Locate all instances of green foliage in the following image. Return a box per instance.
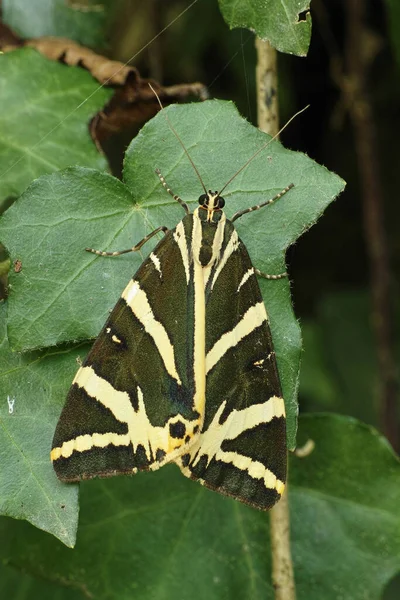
[300,291,400,428]
[0,48,111,205]
[292,415,400,600]
[385,0,400,67]
[218,0,312,56]
[0,564,78,600]
[1,4,398,598]
[0,303,81,546]
[0,100,345,450]
[0,415,399,600]
[2,0,113,48]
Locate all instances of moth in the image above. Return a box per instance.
[51,103,295,511]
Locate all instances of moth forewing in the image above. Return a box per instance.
[51,107,293,510]
[51,224,205,481]
[177,212,287,510]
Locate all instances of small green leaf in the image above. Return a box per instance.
[1,415,399,600]
[0,48,112,204]
[218,0,312,56]
[0,100,345,449]
[0,303,83,547]
[2,0,113,48]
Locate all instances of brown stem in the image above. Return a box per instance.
[255,37,296,600]
[345,0,399,450]
[255,38,279,136]
[270,491,296,600]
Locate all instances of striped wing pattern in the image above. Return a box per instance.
[51,217,204,481]
[178,220,286,510]
[51,210,286,510]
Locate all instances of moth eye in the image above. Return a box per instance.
[218,197,225,208]
[198,194,207,205]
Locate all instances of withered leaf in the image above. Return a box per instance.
[0,31,208,149]
[25,37,208,146]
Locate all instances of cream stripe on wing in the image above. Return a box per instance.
[206,302,268,374]
[192,259,206,419]
[122,279,181,385]
[179,397,285,492]
[173,221,190,283]
[191,208,202,265]
[51,370,200,462]
[51,432,130,460]
[72,365,134,423]
[210,229,239,290]
[212,451,285,495]
[203,213,226,288]
[150,252,162,277]
[195,396,285,451]
[237,267,254,292]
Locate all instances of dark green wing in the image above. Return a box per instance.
[177,220,287,510]
[51,215,204,481]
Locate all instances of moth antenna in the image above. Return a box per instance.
[149,83,208,195]
[217,104,310,198]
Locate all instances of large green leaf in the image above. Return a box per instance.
[218,0,312,56]
[0,100,345,448]
[0,303,82,547]
[2,0,113,48]
[0,564,80,600]
[293,415,400,599]
[1,415,399,600]
[0,48,111,204]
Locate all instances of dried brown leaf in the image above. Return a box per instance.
[0,22,23,50]
[27,37,137,85]
[2,34,208,147]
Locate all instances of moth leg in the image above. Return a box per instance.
[255,268,288,280]
[86,225,169,256]
[155,168,190,214]
[231,183,294,223]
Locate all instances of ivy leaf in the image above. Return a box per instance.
[2,0,113,48]
[218,0,312,57]
[292,415,400,600]
[0,564,80,600]
[0,303,83,547]
[0,99,344,448]
[0,415,399,600]
[0,48,112,204]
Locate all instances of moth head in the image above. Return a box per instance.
[198,191,225,211]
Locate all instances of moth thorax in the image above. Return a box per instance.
[192,207,226,267]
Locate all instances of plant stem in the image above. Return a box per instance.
[255,36,296,600]
[255,38,279,134]
[270,491,296,600]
